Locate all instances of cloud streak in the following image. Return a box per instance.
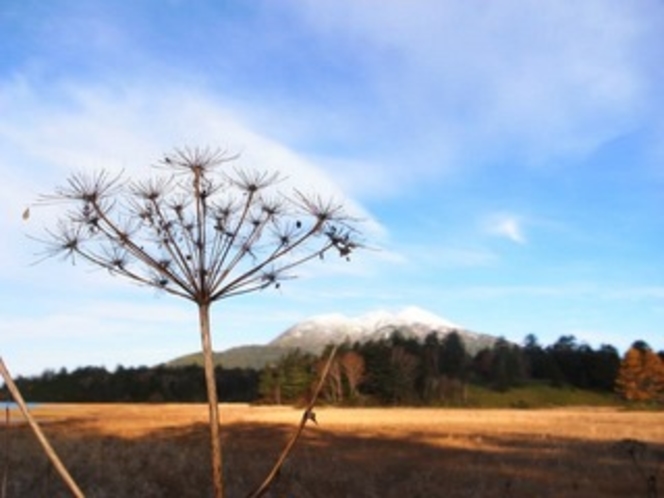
[484,213,527,244]
[281,0,659,170]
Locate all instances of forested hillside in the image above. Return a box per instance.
[3,333,662,407]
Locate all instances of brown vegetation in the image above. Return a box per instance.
[3,404,663,497]
[616,343,664,402]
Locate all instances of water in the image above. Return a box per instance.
[2,402,40,411]
[1,402,41,423]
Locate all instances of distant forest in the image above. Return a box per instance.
[3,333,663,406]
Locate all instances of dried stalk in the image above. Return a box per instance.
[0,357,84,498]
[35,149,361,498]
[247,345,339,498]
[1,403,7,498]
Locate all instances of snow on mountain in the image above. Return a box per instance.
[397,306,460,329]
[268,307,496,353]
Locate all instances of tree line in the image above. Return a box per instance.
[2,365,259,403]
[259,332,621,405]
[2,332,662,406]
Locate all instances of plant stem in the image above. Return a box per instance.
[198,303,224,498]
[1,403,8,498]
[247,345,338,498]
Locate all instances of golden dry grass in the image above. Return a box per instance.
[3,404,663,497]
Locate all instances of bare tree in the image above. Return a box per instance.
[390,346,420,404]
[319,356,343,403]
[33,147,360,498]
[340,350,365,399]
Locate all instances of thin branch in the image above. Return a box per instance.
[208,210,272,291]
[157,147,239,176]
[247,345,339,498]
[210,220,326,301]
[144,198,199,291]
[206,169,281,287]
[39,170,125,206]
[210,188,258,286]
[68,245,193,300]
[214,242,333,300]
[90,201,194,298]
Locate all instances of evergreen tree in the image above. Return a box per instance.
[586,344,620,391]
[358,340,402,404]
[489,338,526,391]
[548,335,585,386]
[259,350,316,404]
[421,333,442,402]
[439,331,468,380]
[390,345,420,404]
[259,365,284,405]
[522,333,554,381]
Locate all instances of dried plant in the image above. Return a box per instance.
[1,396,7,498]
[0,357,84,497]
[614,439,661,498]
[33,147,361,498]
[248,345,339,498]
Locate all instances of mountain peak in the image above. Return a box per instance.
[268,306,493,353]
[396,306,460,329]
[170,307,499,370]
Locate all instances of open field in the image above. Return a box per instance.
[3,404,663,497]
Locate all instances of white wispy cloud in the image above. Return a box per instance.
[484,213,527,244]
[280,0,657,169]
[0,78,387,270]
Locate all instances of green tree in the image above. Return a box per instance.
[522,333,544,379]
[439,331,468,380]
[390,345,420,404]
[34,148,360,497]
[358,340,399,404]
[421,333,441,402]
[259,350,316,404]
[547,335,584,386]
[259,364,284,404]
[585,344,620,391]
[489,338,526,392]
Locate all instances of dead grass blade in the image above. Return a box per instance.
[0,357,85,498]
[1,404,7,498]
[247,345,339,498]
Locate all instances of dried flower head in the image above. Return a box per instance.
[158,147,237,177]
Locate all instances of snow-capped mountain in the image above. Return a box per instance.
[269,306,496,354]
[167,306,501,369]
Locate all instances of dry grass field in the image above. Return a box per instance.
[2,404,663,497]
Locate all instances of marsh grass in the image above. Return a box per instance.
[465,383,621,408]
[2,404,663,497]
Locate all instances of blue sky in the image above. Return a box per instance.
[1,1,663,376]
